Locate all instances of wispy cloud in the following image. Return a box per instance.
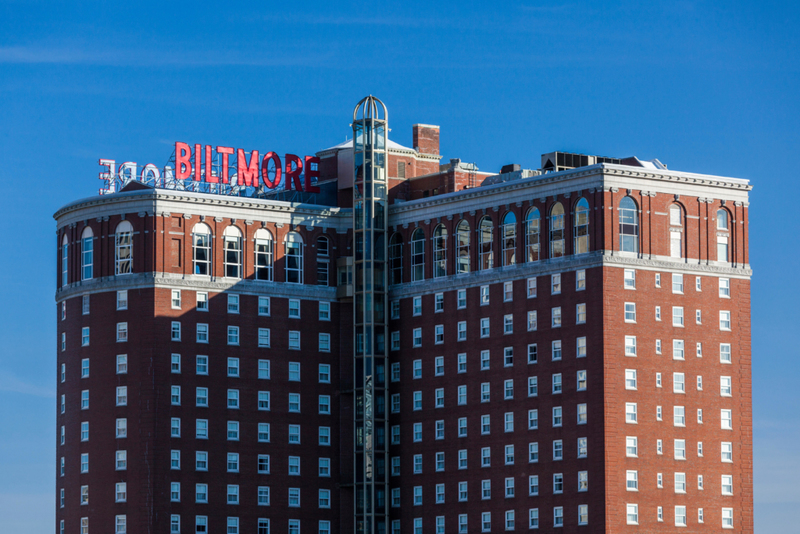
[0,370,53,398]
[0,45,336,68]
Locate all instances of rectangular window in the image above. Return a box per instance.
[551,273,561,294]
[480,285,490,305]
[720,278,731,297]
[624,269,636,289]
[552,307,561,327]
[673,306,684,326]
[721,409,733,429]
[481,350,491,369]
[527,277,537,297]
[672,273,684,293]
[117,322,128,342]
[117,290,128,310]
[529,442,539,463]
[675,506,687,527]
[528,409,538,429]
[528,344,538,364]
[81,327,90,346]
[413,328,422,347]
[413,296,422,315]
[504,314,513,334]
[480,318,490,338]
[626,436,638,457]
[196,323,208,343]
[674,439,686,459]
[577,404,587,424]
[171,321,181,341]
[553,440,563,460]
[625,336,636,356]
[674,372,685,393]
[552,373,562,394]
[625,403,637,423]
[627,504,638,525]
[673,339,685,360]
[288,299,300,318]
[720,310,732,330]
[624,302,636,322]
[576,303,586,324]
[552,340,562,361]
[171,289,182,309]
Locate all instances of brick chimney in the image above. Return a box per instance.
[413,124,440,156]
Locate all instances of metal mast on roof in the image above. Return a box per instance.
[352,95,389,534]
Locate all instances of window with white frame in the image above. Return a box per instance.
[527,277,537,297]
[673,306,684,326]
[721,409,733,429]
[674,505,687,527]
[624,269,636,289]
[551,273,561,294]
[625,369,637,390]
[552,340,562,361]
[624,302,636,322]
[673,339,685,360]
[625,336,636,356]
[577,336,587,358]
[720,310,732,330]
[719,277,730,297]
[625,403,637,423]
[626,504,638,525]
[576,303,586,324]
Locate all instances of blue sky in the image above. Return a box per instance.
[0,0,798,531]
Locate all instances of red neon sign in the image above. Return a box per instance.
[100,142,321,195]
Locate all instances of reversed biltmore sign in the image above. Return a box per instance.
[99,142,321,196]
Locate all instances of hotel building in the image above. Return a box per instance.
[55,97,752,533]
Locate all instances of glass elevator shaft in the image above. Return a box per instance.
[352,96,389,534]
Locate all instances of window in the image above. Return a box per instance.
[458,417,467,437]
[656,306,661,320]
[674,439,686,459]
[195,419,208,439]
[672,273,684,293]
[116,450,127,470]
[720,310,732,330]
[529,508,539,529]
[82,295,90,315]
[720,277,731,297]
[577,404,587,424]
[61,235,69,286]
[674,505,687,527]
[623,269,636,289]
[226,357,240,377]
[625,403,637,423]
[553,440,563,460]
[171,386,181,406]
[227,326,239,345]
[80,421,88,441]
[288,456,300,475]
[117,322,128,342]
[529,442,539,463]
[480,318,490,338]
[528,343,538,364]
[252,228,274,281]
[722,508,734,529]
[284,232,304,283]
[411,228,425,281]
[170,417,180,437]
[288,330,301,350]
[674,406,685,426]
[627,504,638,525]
[289,393,301,413]
[625,336,636,356]
[626,470,638,491]
[528,409,538,429]
[674,472,687,494]
[673,339,685,360]
[697,342,703,357]
[673,306,684,326]
[413,328,422,347]
[626,436,638,457]
[625,369,637,390]
[435,324,444,344]
[481,414,491,434]
[552,373,562,394]
[674,372,685,393]
[721,409,733,429]
[258,455,270,474]
[528,376,538,397]
[316,236,330,285]
[552,406,562,427]
[435,388,444,408]
[116,482,127,502]
[552,340,562,360]
[115,221,133,275]
[481,447,491,467]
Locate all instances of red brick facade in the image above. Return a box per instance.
[56,159,752,533]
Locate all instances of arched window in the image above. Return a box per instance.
[115,221,133,275]
[525,207,540,262]
[669,205,683,258]
[717,209,730,262]
[717,209,729,230]
[433,225,447,278]
[61,234,69,287]
[192,223,212,275]
[254,228,273,281]
[549,202,565,258]
[317,236,330,286]
[411,228,425,282]
[81,227,94,281]
[501,212,517,266]
[479,216,494,270]
[574,198,589,254]
[284,232,304,284]
[389,233,403,285]
[223,226,243,279]
[619,196,639,253]
[455,220,470,274]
